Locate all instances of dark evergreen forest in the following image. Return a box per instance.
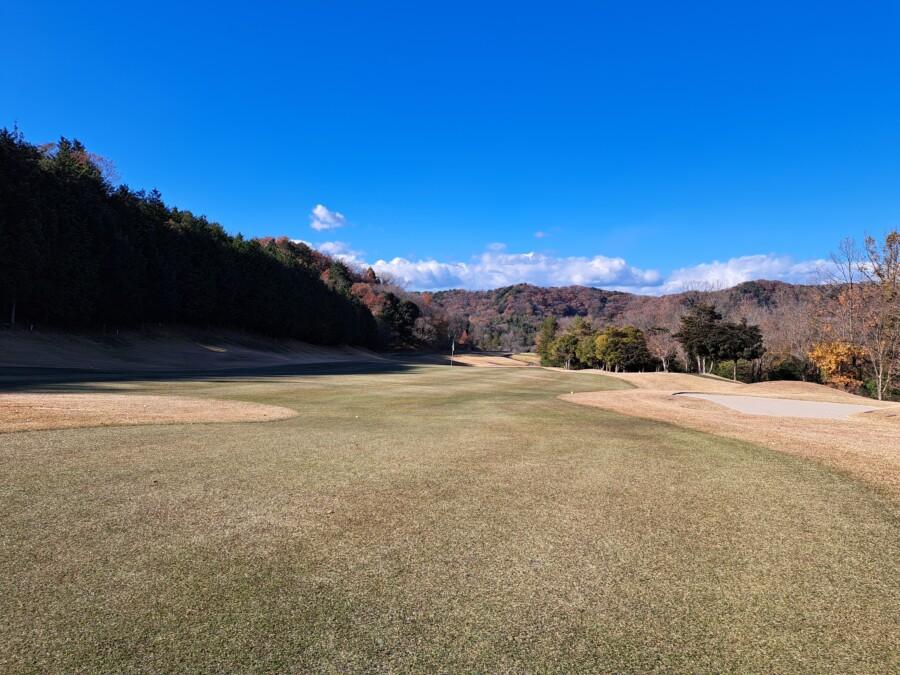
[0,129,377,346]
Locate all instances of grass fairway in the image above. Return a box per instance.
[1,366,898,672]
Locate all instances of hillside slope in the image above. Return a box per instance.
[0,327,384,372]
[419,280,817,351]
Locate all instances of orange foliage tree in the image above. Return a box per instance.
[808,341,865,391]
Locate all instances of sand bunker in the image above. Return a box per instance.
[0,393,297,433]
[676,393,881,420]
[562,372,900,495]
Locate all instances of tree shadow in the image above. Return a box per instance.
[0,360,417,393]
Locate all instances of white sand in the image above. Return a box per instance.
[676,393,881,420]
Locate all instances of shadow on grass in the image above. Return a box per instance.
[0,361,417,393]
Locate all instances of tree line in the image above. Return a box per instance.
[420,235,899,400]
[523,233,899,399]
[806,233,900,400]
[0,128,378,346]
[3,128,897,396]
[534,306,763,381]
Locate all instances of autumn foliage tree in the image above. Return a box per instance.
[817,231,900,399]
[808,341,865,391]
[855,232,900,399]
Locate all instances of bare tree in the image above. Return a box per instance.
[376,270,407,290]
[645,327,677,372]
[856,231,900,400]
[817,236,864,342]
[622,298,683,372]
[743,288,818,380]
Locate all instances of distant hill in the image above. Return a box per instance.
[430,284,632,320]
[1,127,824,355]
[414,280,818,351]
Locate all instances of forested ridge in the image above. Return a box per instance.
[417,280,811,352]
[2,128,897,398]
[0,128,379,346]
[417,252,899,400]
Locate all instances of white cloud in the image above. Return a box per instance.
[309,204,347,231]
[300,237,822,294]
[361,248,824,294]
[661,254,823,294]
[367,247,662,292]
[317,240,366,261]
[534,231,550,238]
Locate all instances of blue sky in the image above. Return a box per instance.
[3,1,899,292]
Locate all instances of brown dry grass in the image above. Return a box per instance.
[562,372,900,495]
[0,393,297,433]
[1,367,898,672]
[450,353,530,367]
[408,353,531,367]
[510,352,541,364]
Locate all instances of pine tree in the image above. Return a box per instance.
[536,316,559,366]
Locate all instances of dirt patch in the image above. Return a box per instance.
[561,372,900,495]
[0,393,297,433]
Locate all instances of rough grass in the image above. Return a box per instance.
[1,367,898,672]
[564,371,900,495]
[0,393,297,433]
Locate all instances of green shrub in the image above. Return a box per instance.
[712,359,754,383]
